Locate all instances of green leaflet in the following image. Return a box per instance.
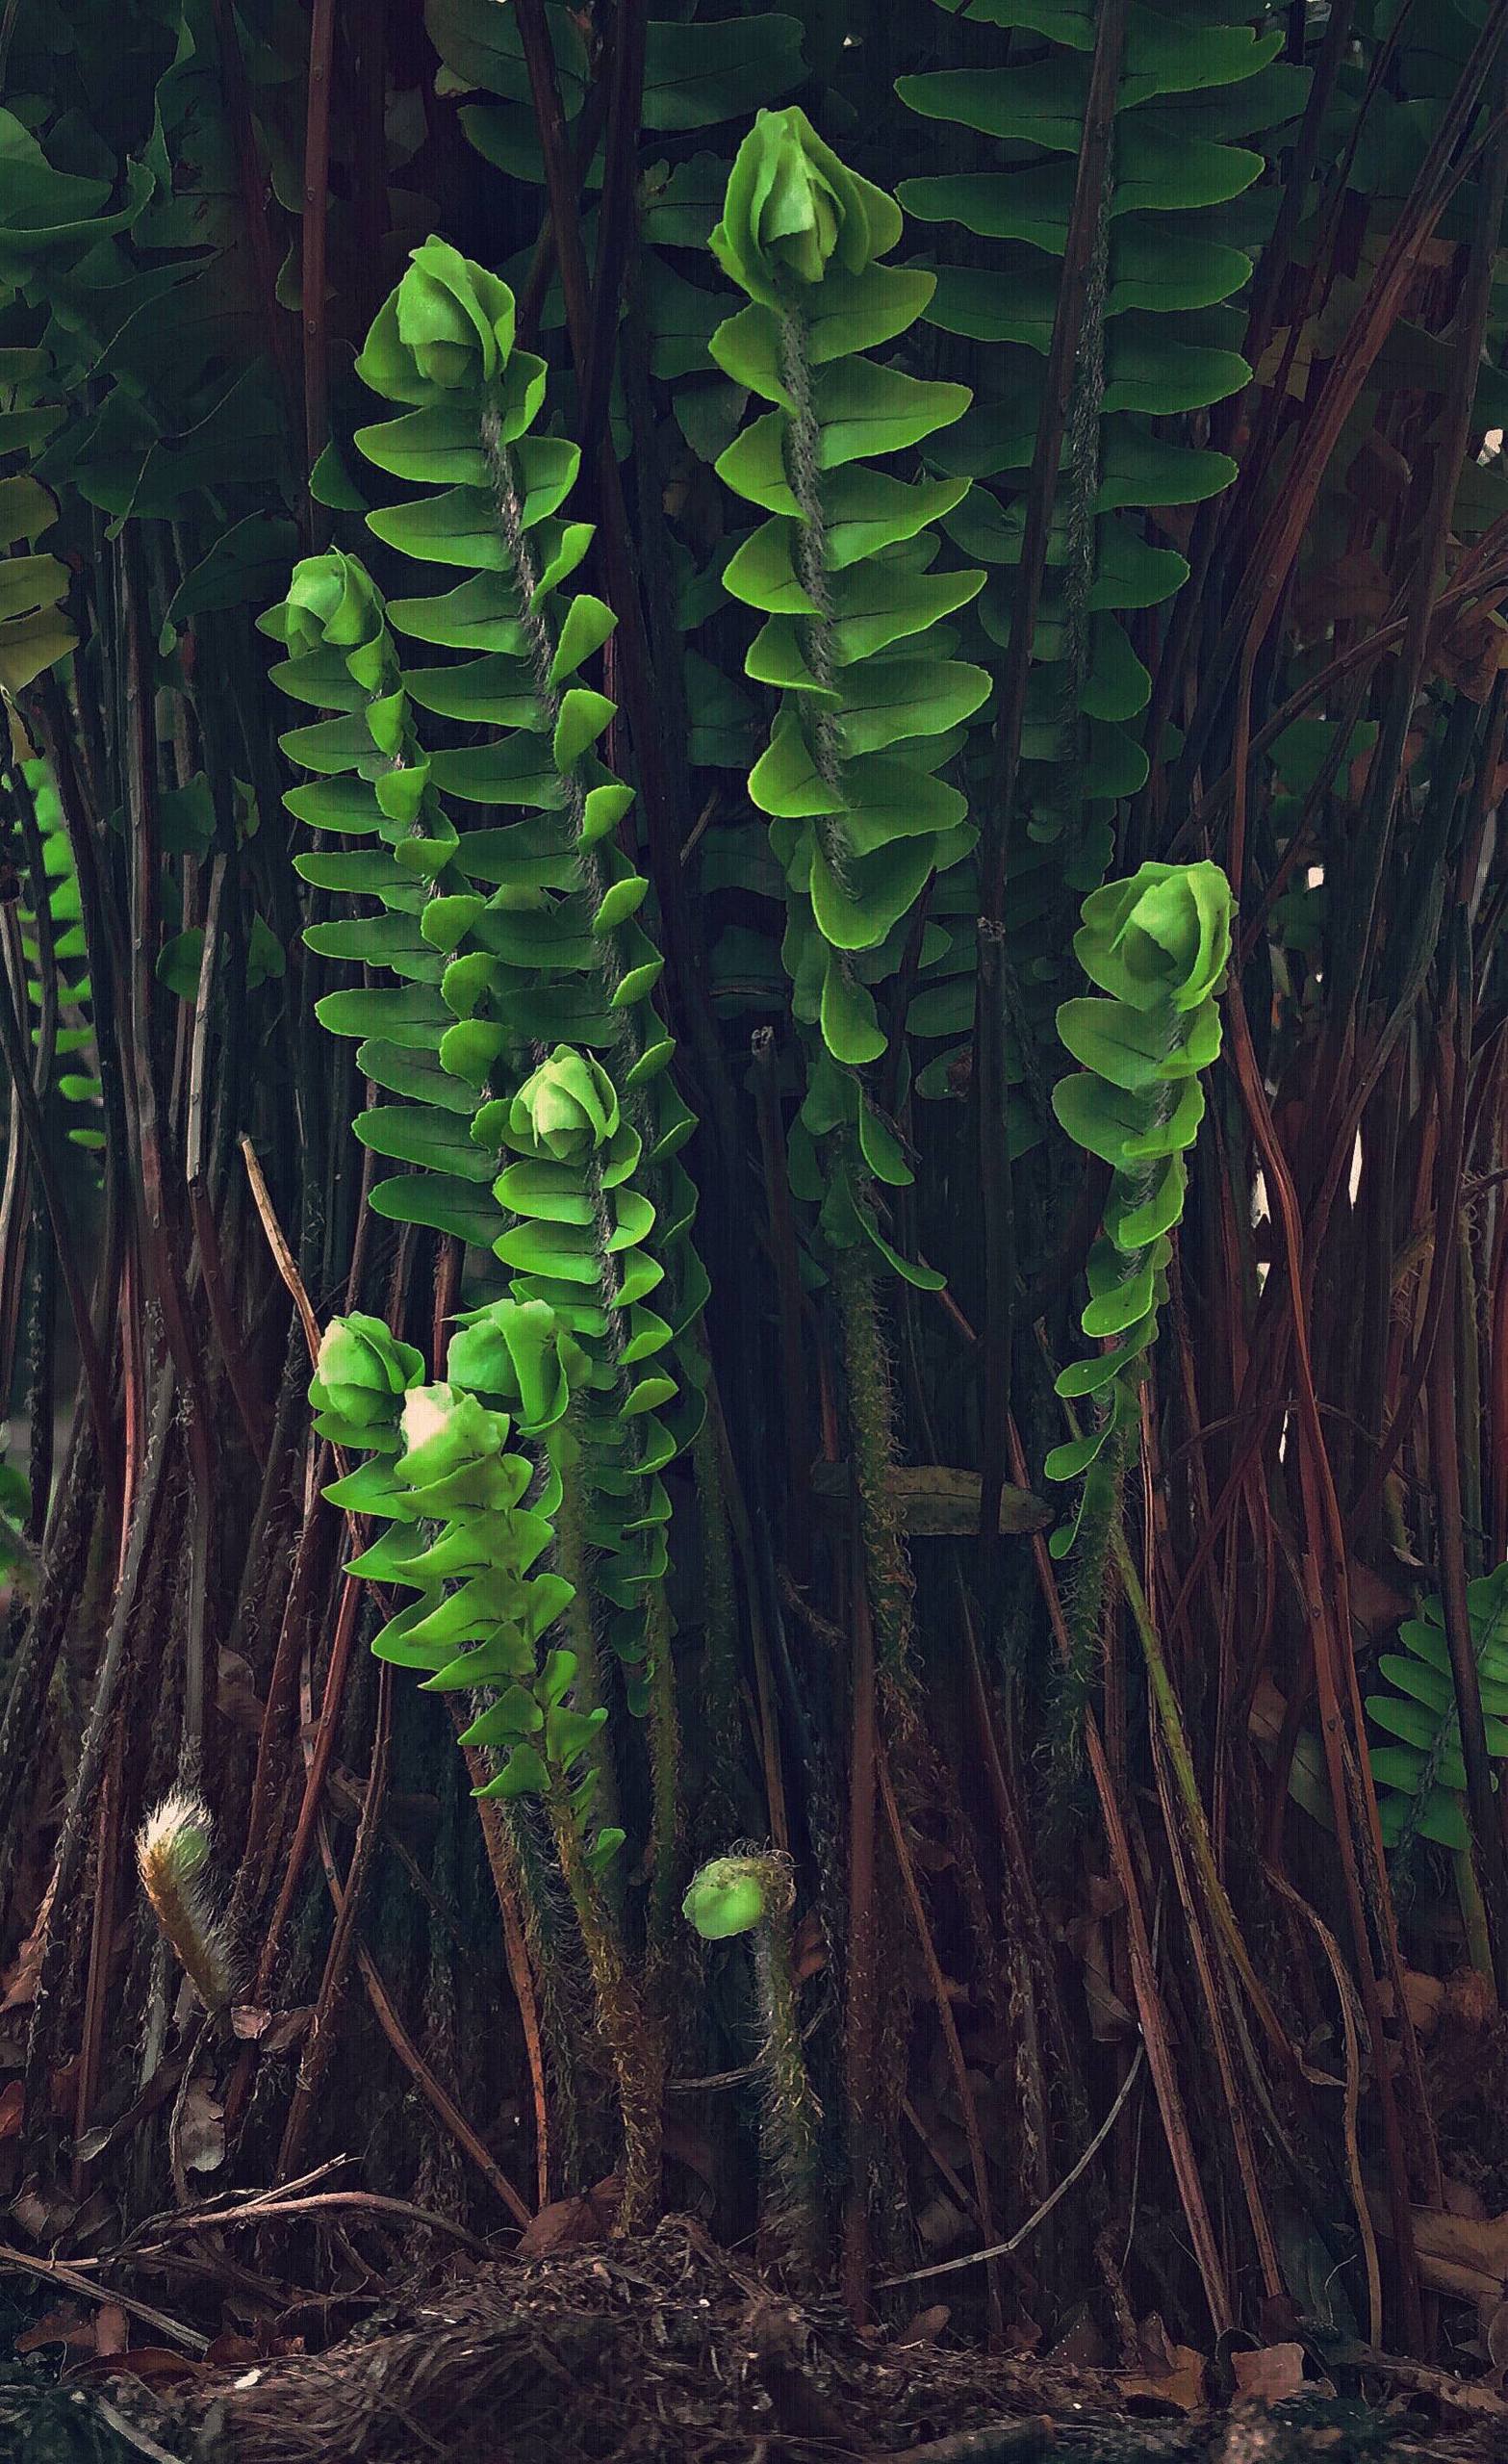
[1366,1564,1508,1858]
[9,758,102,1159]
[265,238,709,1717]
[709,108,983,1275]
[1047,861,1234,1556]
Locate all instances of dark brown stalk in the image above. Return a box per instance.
[751,1026,813,1572]
[1427,951,1508,1999]
[978,0,1129,924]
[1349,977,1475,1527]
[841,1540,879,2323]
[187,853,272,1463]
[1198,17,1508,829]
[23,1373,175,2122]
[1224,978,1431,2348]
[277,1661,394,2180]
[975,922,1015,1556]
[71,1720,126,2193]
[1004,1417,1232,2329]
[235,1495,337,1914]
[878,1745,1005,2338]
[210,0,299,434]
[122,539,217,1773]
[253,1570,360,1996]
[1322,42,1508,1063]
[1148,1720,1285,2308]
[1185,550,1508,850]
[456,1722,552,2210]
[1134,0,1361,852]
[0,1416,100,1917]
[307,1809,533,2228]
[347,0,392,323]
[579,0,647,455]
[1087,1703,1231,2334]
[0,914,117,1515]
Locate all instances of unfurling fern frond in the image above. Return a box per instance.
[708,106,987,1286]
[268,244,708,2219]
[1047,859,1234,1558]
[311,1304,664,2222]
[264,241,708,1740]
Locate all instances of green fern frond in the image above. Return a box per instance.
[1367,1562,1508,1857]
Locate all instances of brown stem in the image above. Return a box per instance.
[457,1725,552,2208]
[751,1026,812,1573]
[277,1661,394,2181]
[550,1788,663,2230]
[841,1540,879,2323]
[1427,967,1508,2001]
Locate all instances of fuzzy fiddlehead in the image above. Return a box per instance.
[136,1790,238,2015]
[709,109,988,1281]
[684,1848,824,2279]
[1048,860,1235,1559]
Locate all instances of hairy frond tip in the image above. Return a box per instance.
[135,1789,236,2013]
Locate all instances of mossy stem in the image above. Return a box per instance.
[552,1433,622,1837]
[752,1897,825,2279]
[643,1580,682,1968]
[549,1786,663,2228]
[691,1424,741,1828]
[832,1239,912,1674]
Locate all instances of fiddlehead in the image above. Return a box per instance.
[1047,858,1235,1557]
[709,107,988,1286]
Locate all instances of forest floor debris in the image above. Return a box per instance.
[3,2220,1504,2463]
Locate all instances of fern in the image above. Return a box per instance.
[312,1311,611,1843]
[1047,859,1234,1555]
[264,244,709,1723]
[311,1303,670,2218]
[708,106,988,1283]
[1367,1563,1508,1857]
[13,760,103,1159]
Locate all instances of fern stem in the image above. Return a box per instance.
[643,1580,683,1969]
[753,1899,825,2280]
[549,1785,663,2228]
[832,1239,912,1674]
[551,1442,622,1837]
[692,1424,741,1827]
[1049,1425,1125,1798]
[1110,1521,1295,2067]
[1454,1846,1494,1984]
[505,1793,590,2190]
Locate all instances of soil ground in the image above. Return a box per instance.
[1,2221,1502,2463]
